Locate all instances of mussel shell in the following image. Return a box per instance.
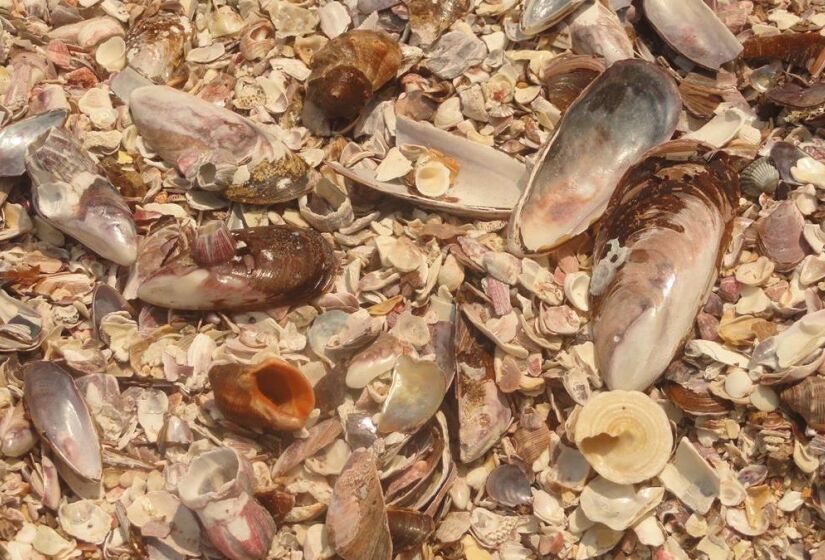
[766,82,825,110]
[520,0,586,35]
[0,109,67,177]
[386,507,435,553]
[485,463,533,508]
[507,59,680,254]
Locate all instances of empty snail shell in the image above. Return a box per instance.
[780,376,825,431]
[306,29,401,120]
[208,359,315,431]
[574,390,673,485]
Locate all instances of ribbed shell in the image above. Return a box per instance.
[740,157,779,197]
[781,376,825,431]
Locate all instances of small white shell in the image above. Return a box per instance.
[657,438,720,514]
[77,88,116,130]
[374,147,413,182]
[564,271,590,312]
[208,6,244,37]
[791,156,825,188]
[415,157,452,198]
[579,476,664,531]
[723,368,753,399]
[734,256,774,286]
[58,500,111,544]
[94,36,126,72]
[750,384,779,412]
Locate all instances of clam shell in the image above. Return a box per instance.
[567,0,634,64]
[485,464,532,508]
[574,390,673,485]
[658,437,721,514]
[541,54,605,112]
[643,0,743,69]
[378,356,446,434]
[507,60,680,254]
[579,477,664,531]
[386,508,435,553]
[756,200,807,272]
[780,376,825,431]
[0,109,68,177]
[520,0,585,36]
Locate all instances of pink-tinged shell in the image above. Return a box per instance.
[0,109,67,177]
[643,0,743,69]
[506,60,680,254]
[0,403,37,457]
[4,53,52,115]
[239,20,276,61]
[756,201,807,272]
[126,12,191,83]
[22,361,103,485]
[591,142,739,391]
[193,221,235,266]
[780,376,825,431]
[48,16,125,49]
[326,449,392,560]
[177,447,276,560]
[567,0,634,65]
[272,418,342,476]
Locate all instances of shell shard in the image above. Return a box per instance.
[0,109,68,177]
[129,85,311,205]
[591,143,738,391]
[136,222,336,311]
[378,356,447,434]
[521,0,586,36]
[125,12,191,83]
[506,60,680,254]
[405,0,470,45]
[25,127,138,266]
[567,0,634,65]
[0,290,44,351]
[22,361,103,487]
[643,0,743,70]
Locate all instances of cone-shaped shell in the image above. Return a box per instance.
[780,376,825,431]
[209,360,315,431]
[590,142,739,391]
[0,109,68,177]
[574,390,673,484]
[506,60,680,254]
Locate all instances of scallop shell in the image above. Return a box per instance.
[780,376,825,431]
[740,157,779,197]
[574,390,673,485]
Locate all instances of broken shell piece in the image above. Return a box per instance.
[378,356,446,434]
[58,500,111,544]
[485,464,532,508]
[177,447,277,560]
[520,0,586,36]
[405,0,469,45]
[23,362,102,495]
[126,12,191,83]
[791,157,825,188]
[298,178,354,233]
[780,376,825,431]
[0,109,68,177]
[95,36,126,72]
[643,0,743,69]
[756,201,807,272]
[240,20,276,61]
[567,0,634,65]
[209,359,315,432]
[574,390,673,485]
[579,477,664,531]
[658,438,721,514]
[0,290,44,352]
[507,60,680,254]
[0,403,36,457]
[326,449,392,560]
[387,507,435,553]
[346,333,404,389]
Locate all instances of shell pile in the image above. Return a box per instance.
[4,1,825,559]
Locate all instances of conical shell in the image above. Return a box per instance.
[574,390,673,485]
[780,376,825,431]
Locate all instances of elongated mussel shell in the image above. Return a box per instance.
[129,85,311,205]
[25,127,138,266]
[137,223,336,310]
[780,376,825,431]
[643,0,743,70]
[590,142,739,391]
[506,60,680,254]
[23,361,103,488]
[209,359,315,431]
[0,109,68,177]
[521,0,586,36]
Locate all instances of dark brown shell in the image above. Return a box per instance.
[307,30,401,119]
[766,82,825,110]
[781,376,825,431]
[208,359,315,431]
[742,32,825,76]
[678,72,739,119]
[541,54,605,112]
[126,12,190,83]
[255,487,295,524]
[386,507,435,553]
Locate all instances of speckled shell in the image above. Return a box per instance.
[126,12,191,83]
[307,30,401,119]
[781,376,825,431]
[209,359,315,431]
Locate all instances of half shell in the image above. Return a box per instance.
[378,356,447,434]
[520,0,586,36]
[0,109,68,177]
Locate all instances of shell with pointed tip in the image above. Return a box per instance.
[177,447,276,560]
[91,283,132,340]
[136,222,335,310]
[209,359,315,431]
[0,109,68,177]
[326,449,392,560]
[129,85,311,205]
[378,356,446,434]
[307,30,401,120]
[126,12,191,83]
[506,60,680,255]
[591,143,738,391]
[780,376,825,431]
[25,127,138,266]
[22,361,103,488]
[643,0,743,70]
[574,390,673,485]
[521,0,586,36]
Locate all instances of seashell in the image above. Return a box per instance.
[780,376,825,431]
[404,0,470,46]
[240,20,276,61]
[270,4,319,38]
[130,85,312,205]
[0,403,36,457]
[192,221,235,266]
[414,152,456,198]
[187,43,225,63]
[58,500,111,544]
[299,177,354,233]
[591,143,738,391]
[0,109,68,177]
[378,356,446,434]
[540,304,579,335]
[540,54,605,112]
[386,508,435,553]
[766,82,825,110]
[208,6,244,37]
[663,382,731,416]
[520,0,586,36]
[769,142,807,185]
[25,126,138,266]
[0,290,44,352]
[658,438,721,514]
[125,12,191,83]
[735,256,774,287]
[574,390,673,485]
[306,30,401,120]
[137,222,335,310]
[643,0,743,69]
[507,60,680,254]
[318,1,351,39]
[209,359,315,431]
[756,200,807,272]
[91,283,131,340]
[330,115,527,218]
[326,449,392,560]
[177,447,277,560]
[742,32,825,76]
[684,106,747,149]
[23,362,102,496]
[485,464,532,508]
[95,35,126,72]
[567,0,634,65]
[49,16,124,49]
[791,156,825,188]
[77,87,116,129]
[579,477,664,531]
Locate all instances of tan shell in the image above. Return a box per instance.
[780,376,825,431]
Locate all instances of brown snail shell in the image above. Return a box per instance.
[306,29,401,120]
[781,376,825,431]
[208,359,315,431]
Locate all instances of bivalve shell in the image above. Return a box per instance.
[579,477,664,531]
[740,157,779,197]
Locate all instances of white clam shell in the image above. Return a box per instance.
[791,156,825,188]
[374,147,412,182]
[734,256,774,286]
[94,36,126,72]
[580,476,664,531]
[658,438,721,514]
[574,390,673,485]
[414,157,452,198]
[723,368,753,399]
[563,271,590,312]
